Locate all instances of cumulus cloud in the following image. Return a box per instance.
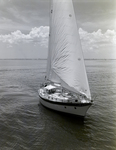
[0,26,49,46]
[0,26,116,52]
[79,28,116,52]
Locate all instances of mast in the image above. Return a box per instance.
[46,0,91,99]
[46,0,52,80]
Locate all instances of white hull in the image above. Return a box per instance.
[38,0,93,117]
[39,94,92,117]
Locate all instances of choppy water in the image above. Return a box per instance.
[0,59,116,150]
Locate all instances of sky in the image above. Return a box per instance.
[0,0,116,59]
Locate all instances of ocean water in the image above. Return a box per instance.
[0,59,116,150]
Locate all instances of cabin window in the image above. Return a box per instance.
[84,96,86,99]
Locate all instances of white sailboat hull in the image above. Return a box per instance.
[39,89,92,117]
[38,0,93,117]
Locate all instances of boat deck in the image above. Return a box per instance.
[39,87,91,104]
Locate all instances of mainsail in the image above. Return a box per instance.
[46,0,91,99]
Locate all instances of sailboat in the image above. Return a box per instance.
[38,0,93,117]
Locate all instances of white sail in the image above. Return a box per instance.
[46,0,91,99]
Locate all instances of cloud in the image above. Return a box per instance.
[0,0,49,32]
[0,26,116,53]
[79,28,116,52]
[0,26,49,46]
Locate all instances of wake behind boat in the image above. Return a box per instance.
[38,0,93,117]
